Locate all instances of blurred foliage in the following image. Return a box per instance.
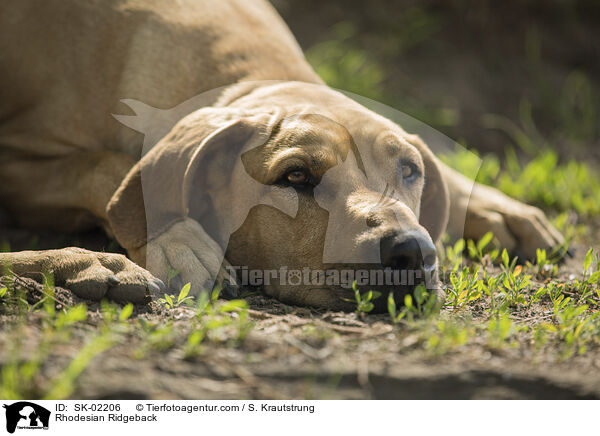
[284,0,600,161]
[305,20,460,129]
[306,23,385,101]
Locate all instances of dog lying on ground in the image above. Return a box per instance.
[0,0,564,310]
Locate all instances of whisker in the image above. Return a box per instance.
[372,184,389,210]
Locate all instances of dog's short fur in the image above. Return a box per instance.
[0,0,564,309]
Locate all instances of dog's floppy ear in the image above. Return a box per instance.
[405,134,450,243]
[106,108,278,251]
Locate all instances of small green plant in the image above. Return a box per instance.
[500,249,517,274]
[387,285,439,323]
[499,266,532,307]
[135,321,177,358]
[160,282,194,309]
[343,282,381,314]
[137,286,253,359]
[541,300,600,358]
[446,267,483,310]
[571,249,600,306]
[442,238,465,272]
[534,282,567,307]
[186,296,253,357]
[527,248,558,279]
[422,319,474,356]
[387,292,404,324]
[487,313,520,349]
[481,272,504,313]
[467,232,499,265]
[495,249,532,307]
[166,267,181,290]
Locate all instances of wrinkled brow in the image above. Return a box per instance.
[264,146,339,177]
[270,115,368,176]
[271,128,330,150]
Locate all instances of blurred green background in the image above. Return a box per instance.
[272,0,600,218]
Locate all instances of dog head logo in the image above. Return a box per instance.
[3,402,50,433]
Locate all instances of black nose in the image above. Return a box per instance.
[379,233,437,272]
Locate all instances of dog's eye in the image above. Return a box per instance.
[286,169,309,185]
[400,164,413,179]
[399,161,419,182]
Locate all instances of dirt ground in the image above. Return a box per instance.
[1,225,599,400]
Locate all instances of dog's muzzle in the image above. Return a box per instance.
[379,231,437,276]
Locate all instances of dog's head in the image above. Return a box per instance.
[108,82,449,310]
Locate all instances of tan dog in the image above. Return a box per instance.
[0,0,564,310]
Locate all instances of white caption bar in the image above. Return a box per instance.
[0,400,596,435]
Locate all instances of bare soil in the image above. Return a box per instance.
[1,225,600,400]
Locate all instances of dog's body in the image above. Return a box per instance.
[0,0,563,309]
[0,0,317,226]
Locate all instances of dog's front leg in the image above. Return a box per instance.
[0,248,164,303]
[440,161,565,259]
[126,218,237,298]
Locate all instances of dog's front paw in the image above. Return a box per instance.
[57,248,165,303]
[138,218,238,297]
[465,185,565,260]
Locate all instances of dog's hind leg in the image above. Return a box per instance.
[440,161,565,260]
[0,150,165,302]
[0,151,136,233]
